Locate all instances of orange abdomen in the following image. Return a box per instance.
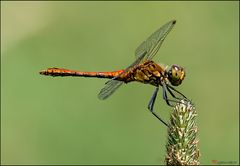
[39,68,125,79]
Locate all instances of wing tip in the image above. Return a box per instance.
[172,20,176,24]
[98,94,106,100]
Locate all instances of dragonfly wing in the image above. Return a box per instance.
[98,80,123,100]
[125,51,147,71]
[98,20,176,100]
[98,52,146,100]
[135,20,176,61]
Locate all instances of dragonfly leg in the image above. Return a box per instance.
[148,87,169,127]
[167,84,187,99]
[166,85,190,107]
[165,85,182,100]
[148,87,159,111]
[162,84,180,107]
[162,84,173,106]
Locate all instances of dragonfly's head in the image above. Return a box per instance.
[167,64,185,86]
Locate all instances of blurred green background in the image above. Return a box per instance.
[1,1,239,165]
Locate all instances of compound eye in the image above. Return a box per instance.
[168,65,185,86]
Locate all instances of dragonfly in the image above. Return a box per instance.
[40,20,187,127]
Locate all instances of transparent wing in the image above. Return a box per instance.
[98,80,123,100]
[123,51,147,73]
[135,20,176,61]
[97,52,146,100]
[98,20,176,100]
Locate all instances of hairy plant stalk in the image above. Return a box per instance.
[165,99,200,165]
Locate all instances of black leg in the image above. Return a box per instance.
[166,85,182,100]
[162,84,180,107]
[148,87,169,127]
[162,84,171,106]
[165,84,190,106]
[152,111,169,127]
[167,84,187,99]
[148,87,159,111]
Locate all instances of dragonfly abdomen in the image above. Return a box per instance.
[39,68,125,79]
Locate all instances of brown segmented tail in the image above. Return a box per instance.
[39,68,125,79]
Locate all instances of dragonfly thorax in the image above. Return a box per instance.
[166,64,185,86]
[122,60,165,87]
